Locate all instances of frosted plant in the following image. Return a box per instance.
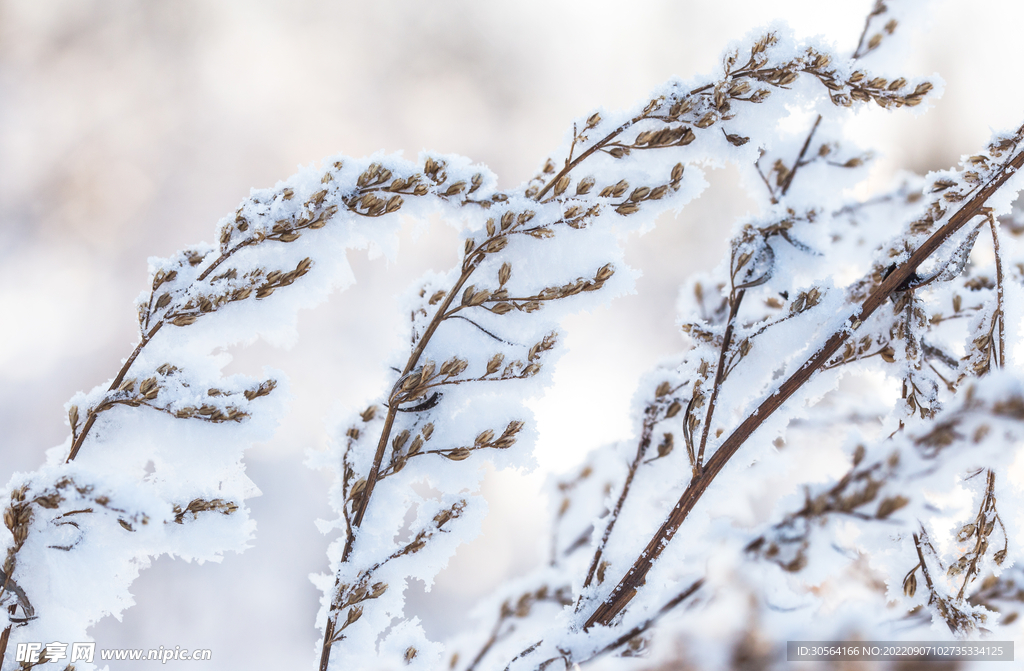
[2,2,1024,670]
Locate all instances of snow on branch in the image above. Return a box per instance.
[4,3,1024,671]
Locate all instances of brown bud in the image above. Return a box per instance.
[875,495,909,519]
[903,572,917,598]
[342,605,363,630]
[657,433,674,458]
[576,176,595,195]
[171,314,198,327]
[957,524,977,542]
[349,479,367,501]
[553,175,570,197]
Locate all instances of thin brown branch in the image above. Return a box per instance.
[853,1,885,59]
[347,266,475,535]
[578,406,659,596]
[584,578,704,663]
[582,142,1024,629]
[780,115,822,196]
[65,321,164,462]
[322,262,479,671]
[0,605,13,669]
[534,111,654,202]
[696,289,745,470]
[988,215,1006,368]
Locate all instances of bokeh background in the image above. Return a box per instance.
[1,0,1022,667]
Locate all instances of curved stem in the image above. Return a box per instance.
[66,321,163,462]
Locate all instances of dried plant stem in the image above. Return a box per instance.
[324,260,479,671]
[535,110,658,202]
[65,322,164,462]
[853,1,887,59]
[913,530,938,600]
[0,604,13,669]
[583,143,1024,629]
[346,267,475,536]
[584,578,704,663]
[579,404,662,596]
[533,71,764,201]
[780,115,822,197]
[956,470,999,600]
[988,215,1006,369]
[696,289,745,470]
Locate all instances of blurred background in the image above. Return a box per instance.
[1,0,1022,667]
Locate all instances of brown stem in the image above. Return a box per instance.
[582,143,1024,629]
[322,261,479,671]
[578,406,659,596]
[196,239,258,283]
[66,321,163,462]
[696,289,745,470]
[780,115,822,196]
[988,216,1006,369]
[534,112,653,202]
[0,605,13,670]
[318,617,335,671]
[583,578,704,664]
[465,616,505,671]
[957,470,996,601]
[533,79,725,202]
[347,266,476,535]
[852,1,884,59]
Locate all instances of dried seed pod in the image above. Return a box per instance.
[657,433,674,458]
[576,176,595,195]
[903,571,917,598]
[445,448,472,461]
[957,524,977,542]
[342,605,363,630]
[552,175,570,196]
[349,479,367,501]
[876,495,909,519]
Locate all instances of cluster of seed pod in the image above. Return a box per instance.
[170,498,240,525]
[2,486,31,578]
[438,421,526,462]
[747,451,907,572]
